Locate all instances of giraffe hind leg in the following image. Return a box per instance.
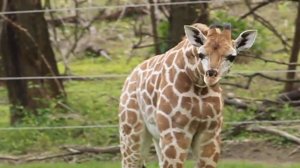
[119,109,152,168]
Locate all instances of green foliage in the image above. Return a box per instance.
[157,20,170,53]
[269,104,299,120]
[210,11,268,55]
[58,57,142,75]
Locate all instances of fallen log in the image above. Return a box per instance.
[246,125,300,145]
[224,98,248,109]
[0,146,120,163]
[62,145,120,154]
[278,88,300,106]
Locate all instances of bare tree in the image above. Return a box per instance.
[0,0,65,125]
[149,0,160,54]
[284,1,300,92]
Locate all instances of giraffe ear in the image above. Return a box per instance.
[184,25,206,47]
[235,30,257,51]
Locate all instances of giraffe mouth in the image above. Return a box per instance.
[204,75,220,86]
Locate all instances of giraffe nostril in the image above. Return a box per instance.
[206,70,218,77]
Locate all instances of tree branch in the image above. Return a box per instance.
[240,52,300,66]
[244,0,291,51]
[239,0,277,20]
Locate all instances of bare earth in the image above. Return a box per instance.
[221,140,300,163]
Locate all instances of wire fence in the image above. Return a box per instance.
[0,0,239,15]
[0,120,300,131]
[0,69,299,81]
[0,0,299,133]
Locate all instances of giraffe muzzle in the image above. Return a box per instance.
[206,69,218,77]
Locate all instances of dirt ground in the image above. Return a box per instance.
[221,140,300,163]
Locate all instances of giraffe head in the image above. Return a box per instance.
[184,23,257,86]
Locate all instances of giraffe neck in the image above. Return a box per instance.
[171,39,208,89]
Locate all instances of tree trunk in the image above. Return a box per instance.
[148,0,160,55]
[0,0,65,125]
[168,0,209,48]
[284,1,300,92]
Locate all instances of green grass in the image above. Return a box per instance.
[0,3,300,156]
[58,57,142,75]
[1,160,300,168]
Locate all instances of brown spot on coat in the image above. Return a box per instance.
[191,98,200,117]
[157,113,170,131]
[201,141,216,157]
[202,96,220,104]
[165,53,175,67]
[163,86,179,108]
[181,96,192,110]
[165,145,177,159]
[158,96,173,114]
[197,159,206,167]
[120,112,126,122]
[208,120,219,130]
[121,93,128,104]
[127,111,138,124]
[175,54,185,69]
[123,124,132,134]
[147,83,154,95]
[179,152,187,161]
[202,103,215,118]
[160,76,169,88]
[127,82,137,92]
[172,112,189,127]
[213,152,220,162]
[132,144,140,150]
[134,122,143,131]
[176,163,183,168]
[189,120,199,133]
[162,133,173,145]
[131,134,140,141]
[143,92,152,105]
[174,132,190,149]
[127,99,138,109]
[154,63,162,72]
[201,87,209,95]
[175,72,192,93]
[168,68,176,82]
[163,161,169,168]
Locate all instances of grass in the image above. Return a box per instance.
[1,160,300,168]
[0,2,299,158]
[58,56,142,75]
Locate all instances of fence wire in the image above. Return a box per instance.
[0,0,239,15]
[0,69,299,81]
[1,120,300,131]
[0,0,299,132]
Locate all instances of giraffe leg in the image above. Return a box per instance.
[119,108,153,168]
[153,139,163,167]
[159,131,192,168]
[192,134,221,168]
[120,121,152,168]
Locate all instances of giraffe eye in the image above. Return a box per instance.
[226,54,236,62]
[198,53,206,60]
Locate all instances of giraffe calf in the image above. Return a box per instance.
[119,23,257,168]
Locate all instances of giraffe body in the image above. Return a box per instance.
[119,23,257,168]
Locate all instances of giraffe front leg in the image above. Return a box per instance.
[193,135,221,168]
[153,139,163,168]
[159,131,192,168]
